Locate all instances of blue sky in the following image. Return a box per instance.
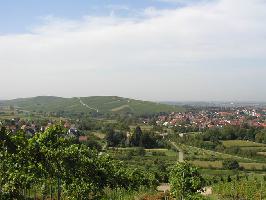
[0,0,185,34]
[0,0,266,101]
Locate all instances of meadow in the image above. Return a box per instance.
[222,140,266,147]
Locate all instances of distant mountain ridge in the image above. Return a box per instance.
[1,96,184,115]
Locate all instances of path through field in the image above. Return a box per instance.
[78,97,99,112]
[201,187,212,196]
[169,141,213,197]
[170,141,184,162]
[157,183,170,192]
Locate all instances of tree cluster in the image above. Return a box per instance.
[0,125,157,199]
[202,126,263,142]
[105,126,165,148]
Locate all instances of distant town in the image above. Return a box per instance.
[156,105,266,130]
[1,101,266,137]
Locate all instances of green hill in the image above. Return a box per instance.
[1,96,184,116]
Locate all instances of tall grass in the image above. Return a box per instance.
[101,186,156,200]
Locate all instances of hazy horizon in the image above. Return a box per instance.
[1,0,266,101]
[1,95,266,104]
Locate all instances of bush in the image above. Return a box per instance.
[222,160,240,170]
[135,147,146,156]
[84,139,102,151]
[169,162,205,199]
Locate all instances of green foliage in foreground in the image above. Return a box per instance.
[213,179,266,200]
[0,125,157,199]
[169,162,206,200]
[101,187,156,200]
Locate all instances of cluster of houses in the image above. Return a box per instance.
[0,118,82,139]
[156,107,266,129]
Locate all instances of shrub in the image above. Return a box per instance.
[222,160,240,170]
[169,162,205,199]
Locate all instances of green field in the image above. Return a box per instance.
[240,146,266,151]
[107,147,179,171]
[1,96,184,116]
[92,132,106,139]
[222,140,266,147]
[221,140,266,158]
[129,125,153,131]
[180,143,256,162]
[109,139,266,171]
[189,160,266,170]
[170,141,266,171]
[0,107,64,121]
[108,142,266,190]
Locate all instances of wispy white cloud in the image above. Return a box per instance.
[153,0,215,6]
[0,0,266,101]
[106,4,130,11]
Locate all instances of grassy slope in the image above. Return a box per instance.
[222,140,266,158]
[222,140,266,148]
[2,96,184,115]
[171,142,266,170]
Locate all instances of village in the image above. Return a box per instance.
[156,106,266,130]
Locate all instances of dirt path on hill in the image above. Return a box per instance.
[78,97,99,112]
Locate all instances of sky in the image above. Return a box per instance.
[0,0,266,101]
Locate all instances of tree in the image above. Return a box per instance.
[139,131,161,148]
[227,175,232,182]
[255,129,266,143]
[106,128,127,147]
[0,124,157,199]
[222,160,240,170]
[85,139,102,151]
[106,128,116,147]
[131,126,143,146]
[170,162,205,199]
